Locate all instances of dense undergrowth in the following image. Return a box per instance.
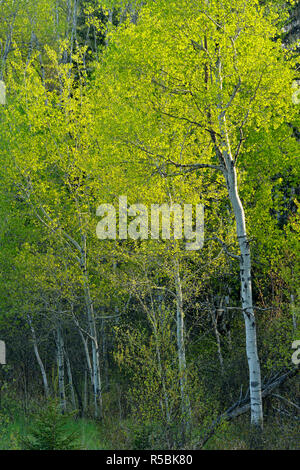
[0,392,298,450]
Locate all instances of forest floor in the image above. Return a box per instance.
[0,412,299,450]
[0,415,104,450]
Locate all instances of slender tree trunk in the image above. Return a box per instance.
[80,331,93,384]
[72,374,84,417]
[0,12,16,80]
[56,323,66,413]
[83,369,88,414]
[27,315,49,398]
[101,318,109,391]
[65,348,76,410]
[152,321,171,423]
[215,53,263,429]
[69,0,78,65]
[225,162,263,429]
[174,259,192,436]
[210,298,224,373]
[78,311,102,420]
[155,294,171,422]
[83,280,102,419]
[224,294,232,349]
[144,293,170,423]
[79,236,103,419]
[117,382,122,421]
[291,294,298,332]
[104,8,113,47]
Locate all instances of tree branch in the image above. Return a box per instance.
[206,236,240,260]
[196,365,299,449]
[167,158,222,172]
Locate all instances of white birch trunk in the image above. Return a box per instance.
[224,160,263,428]
[77,327,93,386]
[76,239,103,417]
[56,324,66,413]
[83,280,102,419]
[69,0,78,65]
[101,318,109,390]
[80,238,103,419]
[84,369,88,413]
[27,315,50,398]
[65,348,76,410]
[87,297,102,419]
[215,54,263,429]
[174,259,192,434]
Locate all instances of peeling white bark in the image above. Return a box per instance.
[225,161,263,428]
[214,54,263,429]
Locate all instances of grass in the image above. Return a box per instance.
[67,418,108,450]
[0,415,107,450]
[203,417,300,450]
[1,407,298,450]
[0,415,27,450]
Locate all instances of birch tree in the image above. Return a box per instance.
[0,45,115,419]
[95,0,298,430]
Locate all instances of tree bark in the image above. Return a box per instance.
[82,281,102,419]
[80,249,103,419]
[198,365,299,449]
[174,258,192,435]
[210,297,224,373]
[65,347,76,410]
[224,160,263,429]
[214,52,263,429]
[56,323,66,413]
[27,315,50,398]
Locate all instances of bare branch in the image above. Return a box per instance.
[220,78,241,118]
[206,236,240,260]
[167,158,222,172]
[272,393,300,411]
[196,365,299,449]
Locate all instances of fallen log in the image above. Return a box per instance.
[196,365,299,449]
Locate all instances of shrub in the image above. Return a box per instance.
[20,398,80,450]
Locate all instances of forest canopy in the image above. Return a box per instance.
[0,0,299,451]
